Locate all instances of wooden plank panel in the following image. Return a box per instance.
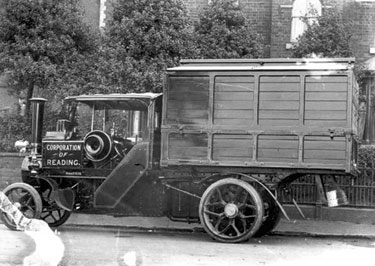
[168,133,208,147]
[259,135,299,141]
[259,76,300,125]
[258,140,299,149]
[215,101,254,110]
[304,120,347,127]
[214,76,254,126]
[303,136,347,164]
[167,109,208,120]
[213,135,253,147]
[304,141,346,150]
[305,92,347,101]
[215,76,255,83]
[214,134,253,140]
[259,110,299,119]
[304,150,346,160]
[167,76,209,125]
[260,92,300,101]
[213,148,252,158]
[260,76,300,83]
[305,83,347,92]
[304,136,346,142]
[258,119,299,126]
[168,133,208,160]
[257,135,299,162]
[168,100,208,110]
[305,101,347,111]
[169,147,208,159]
[215,92,253,101]
[169,78,209,90]
[214,109,254,118]
[304,110,347,120]
[259,101,300,110]
[212,134,253,161]
[258,149,299,159]
[168,90,209,101]
[214,118,253,126]
[259,84,300,92]
[215,83,254,92]
[303,158,346,164]
[305,76,347,83]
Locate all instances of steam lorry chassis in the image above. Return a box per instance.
[1,58,359,243]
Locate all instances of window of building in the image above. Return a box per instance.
[290,0,322,42]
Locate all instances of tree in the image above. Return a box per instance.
[292,8,353,58]
[194,0,264,59]
[101,0,197,93]
[0,0,99,112]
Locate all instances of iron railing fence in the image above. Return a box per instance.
[279,168,375,208]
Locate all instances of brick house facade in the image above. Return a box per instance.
[1,0,375,113]
[90,0,375,60]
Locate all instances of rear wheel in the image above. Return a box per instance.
[0,183,42,230]
[199,178,264,243]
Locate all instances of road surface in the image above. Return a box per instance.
[2,224,375,266]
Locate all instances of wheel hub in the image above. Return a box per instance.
[224,203,238,218]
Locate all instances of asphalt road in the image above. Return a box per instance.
[2,224,375,266]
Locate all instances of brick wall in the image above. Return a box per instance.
[268,0,375,63]
[346,1,375,63]
[270,0,293,58]
[240,0,273,57]
[269,0,346,58]
[0,153,24,191]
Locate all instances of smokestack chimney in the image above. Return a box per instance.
[30,98,47,154]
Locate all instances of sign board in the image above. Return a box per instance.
[42,141,83,168]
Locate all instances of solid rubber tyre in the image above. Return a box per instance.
[254,189,281,237]
[0,182,42,230]
[199,178,264,243]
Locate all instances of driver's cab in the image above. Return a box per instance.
[44,93,162,170]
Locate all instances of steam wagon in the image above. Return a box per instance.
[1,58,359,243]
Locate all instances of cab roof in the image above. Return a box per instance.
[64,93,162,111]
[65,93,162,102]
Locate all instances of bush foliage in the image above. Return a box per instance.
[0,106,61,152]
[0,0,266,151]
[292,8,353,58]
[195,0,263,58]
[358,145,375,169]
[0,0,99,111]
[100,0,197,93]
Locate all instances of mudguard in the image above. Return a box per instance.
[94,142,148,208]
[37,177,75,211]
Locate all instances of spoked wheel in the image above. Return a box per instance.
[254,189,281,237]
[0,183,42,230]
[199,178,264,243]
[40,205,71,227]
[38,180,71,227]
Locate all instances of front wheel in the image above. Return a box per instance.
[0,183,43,230]
[38,178,72,227]
[199,178,264,243]
[40,205,71,227]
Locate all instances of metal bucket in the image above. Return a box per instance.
[326,188,348,207]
